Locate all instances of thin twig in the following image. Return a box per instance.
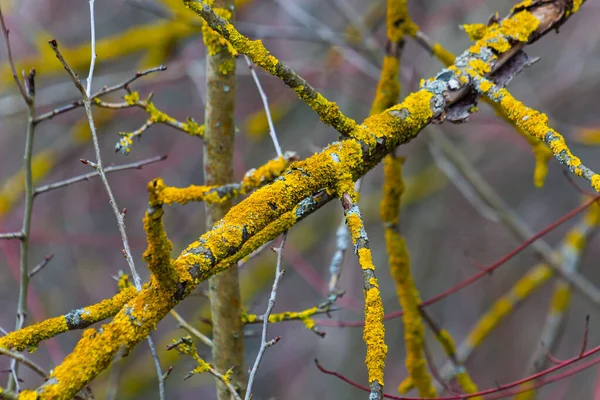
[0,6,30,106]
[429,131,600,307]
[273,0,381,79]
[244,55,282,158]
[86,0,96,96]
[0,347,48,379]
[147,334,165,400]
[0,232,23,240]
[167,337,242,400]
[33,65,167,123]
[34,155,167,196]
[170,310,213,348]
[49,13,165,397]
[0,7,35,389]
[1,13,37,388]
[245,233,287,400]
[28,254,54,279]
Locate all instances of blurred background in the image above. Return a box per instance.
[1,0,600,398]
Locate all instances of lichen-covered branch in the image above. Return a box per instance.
[470,75,599,191]
[413,32,552,188]
[144,181,177,286]
[183,0,358,137]
[241,293,341,337]
[380,155,436,397]
[167,336,242,400]
[18,3,588,397]
[342,193,387,399]
[0,287,137,352]
[155,152,295,205]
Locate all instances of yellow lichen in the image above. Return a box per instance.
[124,91,140,105]
[431,43,456,67]
[185,1,358,137]
[370,56,401,116]
[468,58,491,75]
[386,0,418,42]
[550,285,572,313]
[156,155,291,205]
[363,285,387,386]
[462,23,488,41]
[0,287,137,352]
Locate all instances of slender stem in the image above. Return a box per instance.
[49,18,165,397]
[170,310,213,348]
[86,0,96,96]
[8,77,36,392]
[34,155,167,196]
[245,233,287,400]
[0,232,23,240]
[243,55,282,158]
[0,347,48,379]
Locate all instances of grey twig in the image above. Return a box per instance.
[33,65,166,123]
[0,232,23,240]
[244,56,282,158]
[28,254,54,279]
[170,309,214,349]
[0,5,37,391]
[48,5,165,396]
[34,155,167,196]
[245,233,287,400]
[429,132,600,306]
[0,347,48,379]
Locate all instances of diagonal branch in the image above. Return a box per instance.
[20,2,591,397]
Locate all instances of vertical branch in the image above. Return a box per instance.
[203,1,246,398]
[245,233,286,400]
[0,6,37,390]
[342,193,387,399]
[380,155,438,398]
[86,0,96,96]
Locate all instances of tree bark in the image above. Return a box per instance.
[203,1,246,399]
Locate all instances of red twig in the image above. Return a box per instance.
[316,342,600,400]
[316,195,600,328]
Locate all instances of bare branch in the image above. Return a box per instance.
[245,233,287,400]
[34,155,167,196]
